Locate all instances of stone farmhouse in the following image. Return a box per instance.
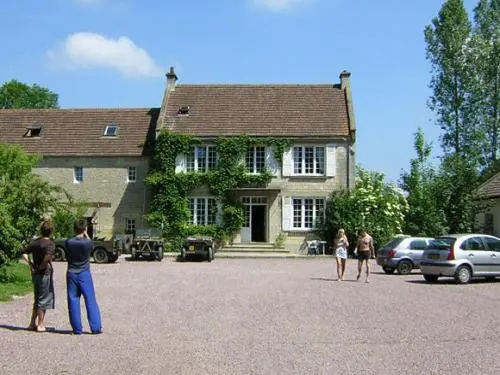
[477,172,500,237]
[0,68,356,252]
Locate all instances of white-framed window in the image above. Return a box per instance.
[292,198,325,229]
[246,146,265,173]
[188,197,217,225]
[74,167,83,183]
[292,146,325,175]
[186,146,218,172]
[125,218,136,234]
[127,166,137,182]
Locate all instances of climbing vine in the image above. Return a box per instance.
[146,131,293,250]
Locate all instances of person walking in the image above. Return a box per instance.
[356,229,375,283]
[334,229,349,281]
[21,220,55,332]
[65,219,102,335]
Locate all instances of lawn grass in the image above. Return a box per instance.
[0,261,33,302]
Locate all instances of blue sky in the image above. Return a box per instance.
[0,0,479,182]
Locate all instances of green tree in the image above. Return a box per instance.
[424,0,480,164]
[0,144,63,265]
[0,79,58,109]
[400,129,445,236]
[433,154,481,233]
[471,0,499,168]
[322,167,409,250]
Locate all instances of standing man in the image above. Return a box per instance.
[21,220,55,332]
[356,229,375,283]
[65,219,102,335]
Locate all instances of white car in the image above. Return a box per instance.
[420,234,500,284]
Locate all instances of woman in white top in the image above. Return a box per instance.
[334,228,349,281]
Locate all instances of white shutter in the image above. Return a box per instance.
[282,196,292,231]
[326,144,336,177]
[265,147,280,176]
[216,201,223,225]
[282,148,293,177]
[175,154,185,173]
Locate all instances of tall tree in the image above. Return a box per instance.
[400,129,445,236]
[471,0,499,168]
[424,0,480,164]
[0,79,58,109]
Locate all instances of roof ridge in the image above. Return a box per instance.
[176,84,339,88]
[0,107,159,112]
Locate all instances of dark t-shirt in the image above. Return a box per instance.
[65,237,93,273]
[24,238,54,275]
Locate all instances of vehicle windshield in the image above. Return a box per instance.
[429,237,455,250]
[380,237,406,250]
[135,228,162,238]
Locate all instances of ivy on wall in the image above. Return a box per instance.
[146,130,293,250]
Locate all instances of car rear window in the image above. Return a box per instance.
[429,237,455,250]
[380,237,406,250]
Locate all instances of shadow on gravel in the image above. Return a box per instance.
[310,277,337,282]
[0,324,73,334]
[406,278,500,285]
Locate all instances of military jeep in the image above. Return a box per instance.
[180,236,215,262]
[130,228,164,261]
[53,237,123,264]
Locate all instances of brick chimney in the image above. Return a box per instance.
[339,70,351,90]
[166,66,178,92]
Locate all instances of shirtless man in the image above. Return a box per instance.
[356,229,375,283]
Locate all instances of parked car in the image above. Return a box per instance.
[180,236,214,262]
[376,235,434,275]
[420,234,500,284]
[130,228,164,261]
[53,237,123,264]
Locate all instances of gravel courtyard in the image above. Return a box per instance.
[2,257,500,375]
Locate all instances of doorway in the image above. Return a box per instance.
[251,205,266,242]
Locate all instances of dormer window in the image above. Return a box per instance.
[24,125,43,138]
[178,106,190,116]
[104,123,119,136]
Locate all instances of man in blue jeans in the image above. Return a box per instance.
[65,219,102,334]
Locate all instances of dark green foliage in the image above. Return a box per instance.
[0,79,59,109]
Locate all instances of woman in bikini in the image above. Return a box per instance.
[356,229,375,283]
[334,229,349,281]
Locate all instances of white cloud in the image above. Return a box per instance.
[47,32,162,78]
[253,0,308,11]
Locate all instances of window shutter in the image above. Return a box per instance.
[326,144,336,177]
[282,196,292,231]
[216,201,223,225]
[175,154,185,173]
[282,148,293,177]
[265,147,280,176]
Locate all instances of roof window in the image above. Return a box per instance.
[104,123,119,136]
[24,125,43,138]
[178,106,190,116]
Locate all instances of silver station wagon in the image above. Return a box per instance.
[420,234,500,284]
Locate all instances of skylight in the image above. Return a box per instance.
[178,106,190,115]
[104,124,119,136]
[24,125,42,138]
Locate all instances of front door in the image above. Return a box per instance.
[251,205,266,242]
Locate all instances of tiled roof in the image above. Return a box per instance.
[162,84,351,137]
[0,108,159,156]
[478,172,500,199]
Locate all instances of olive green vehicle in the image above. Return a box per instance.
[53,237,124,264]
[130,228,164,261]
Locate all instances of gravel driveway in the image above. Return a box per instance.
[2,257,500,375]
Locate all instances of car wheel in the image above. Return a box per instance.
[397,260,413,275]
[157,246,164,261]
[454,265,472,284]
[109,254,119,263]
[131,246,138,260]
[180,248,187,262]
[54,246,66,262]
[93,247,109,264]
[207,247,213,262]
[382,266,395,274]
[423,274,439,283]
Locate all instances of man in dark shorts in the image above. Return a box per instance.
[65,219,102,335]
[356,229,375,283]
[21,220,55,332]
